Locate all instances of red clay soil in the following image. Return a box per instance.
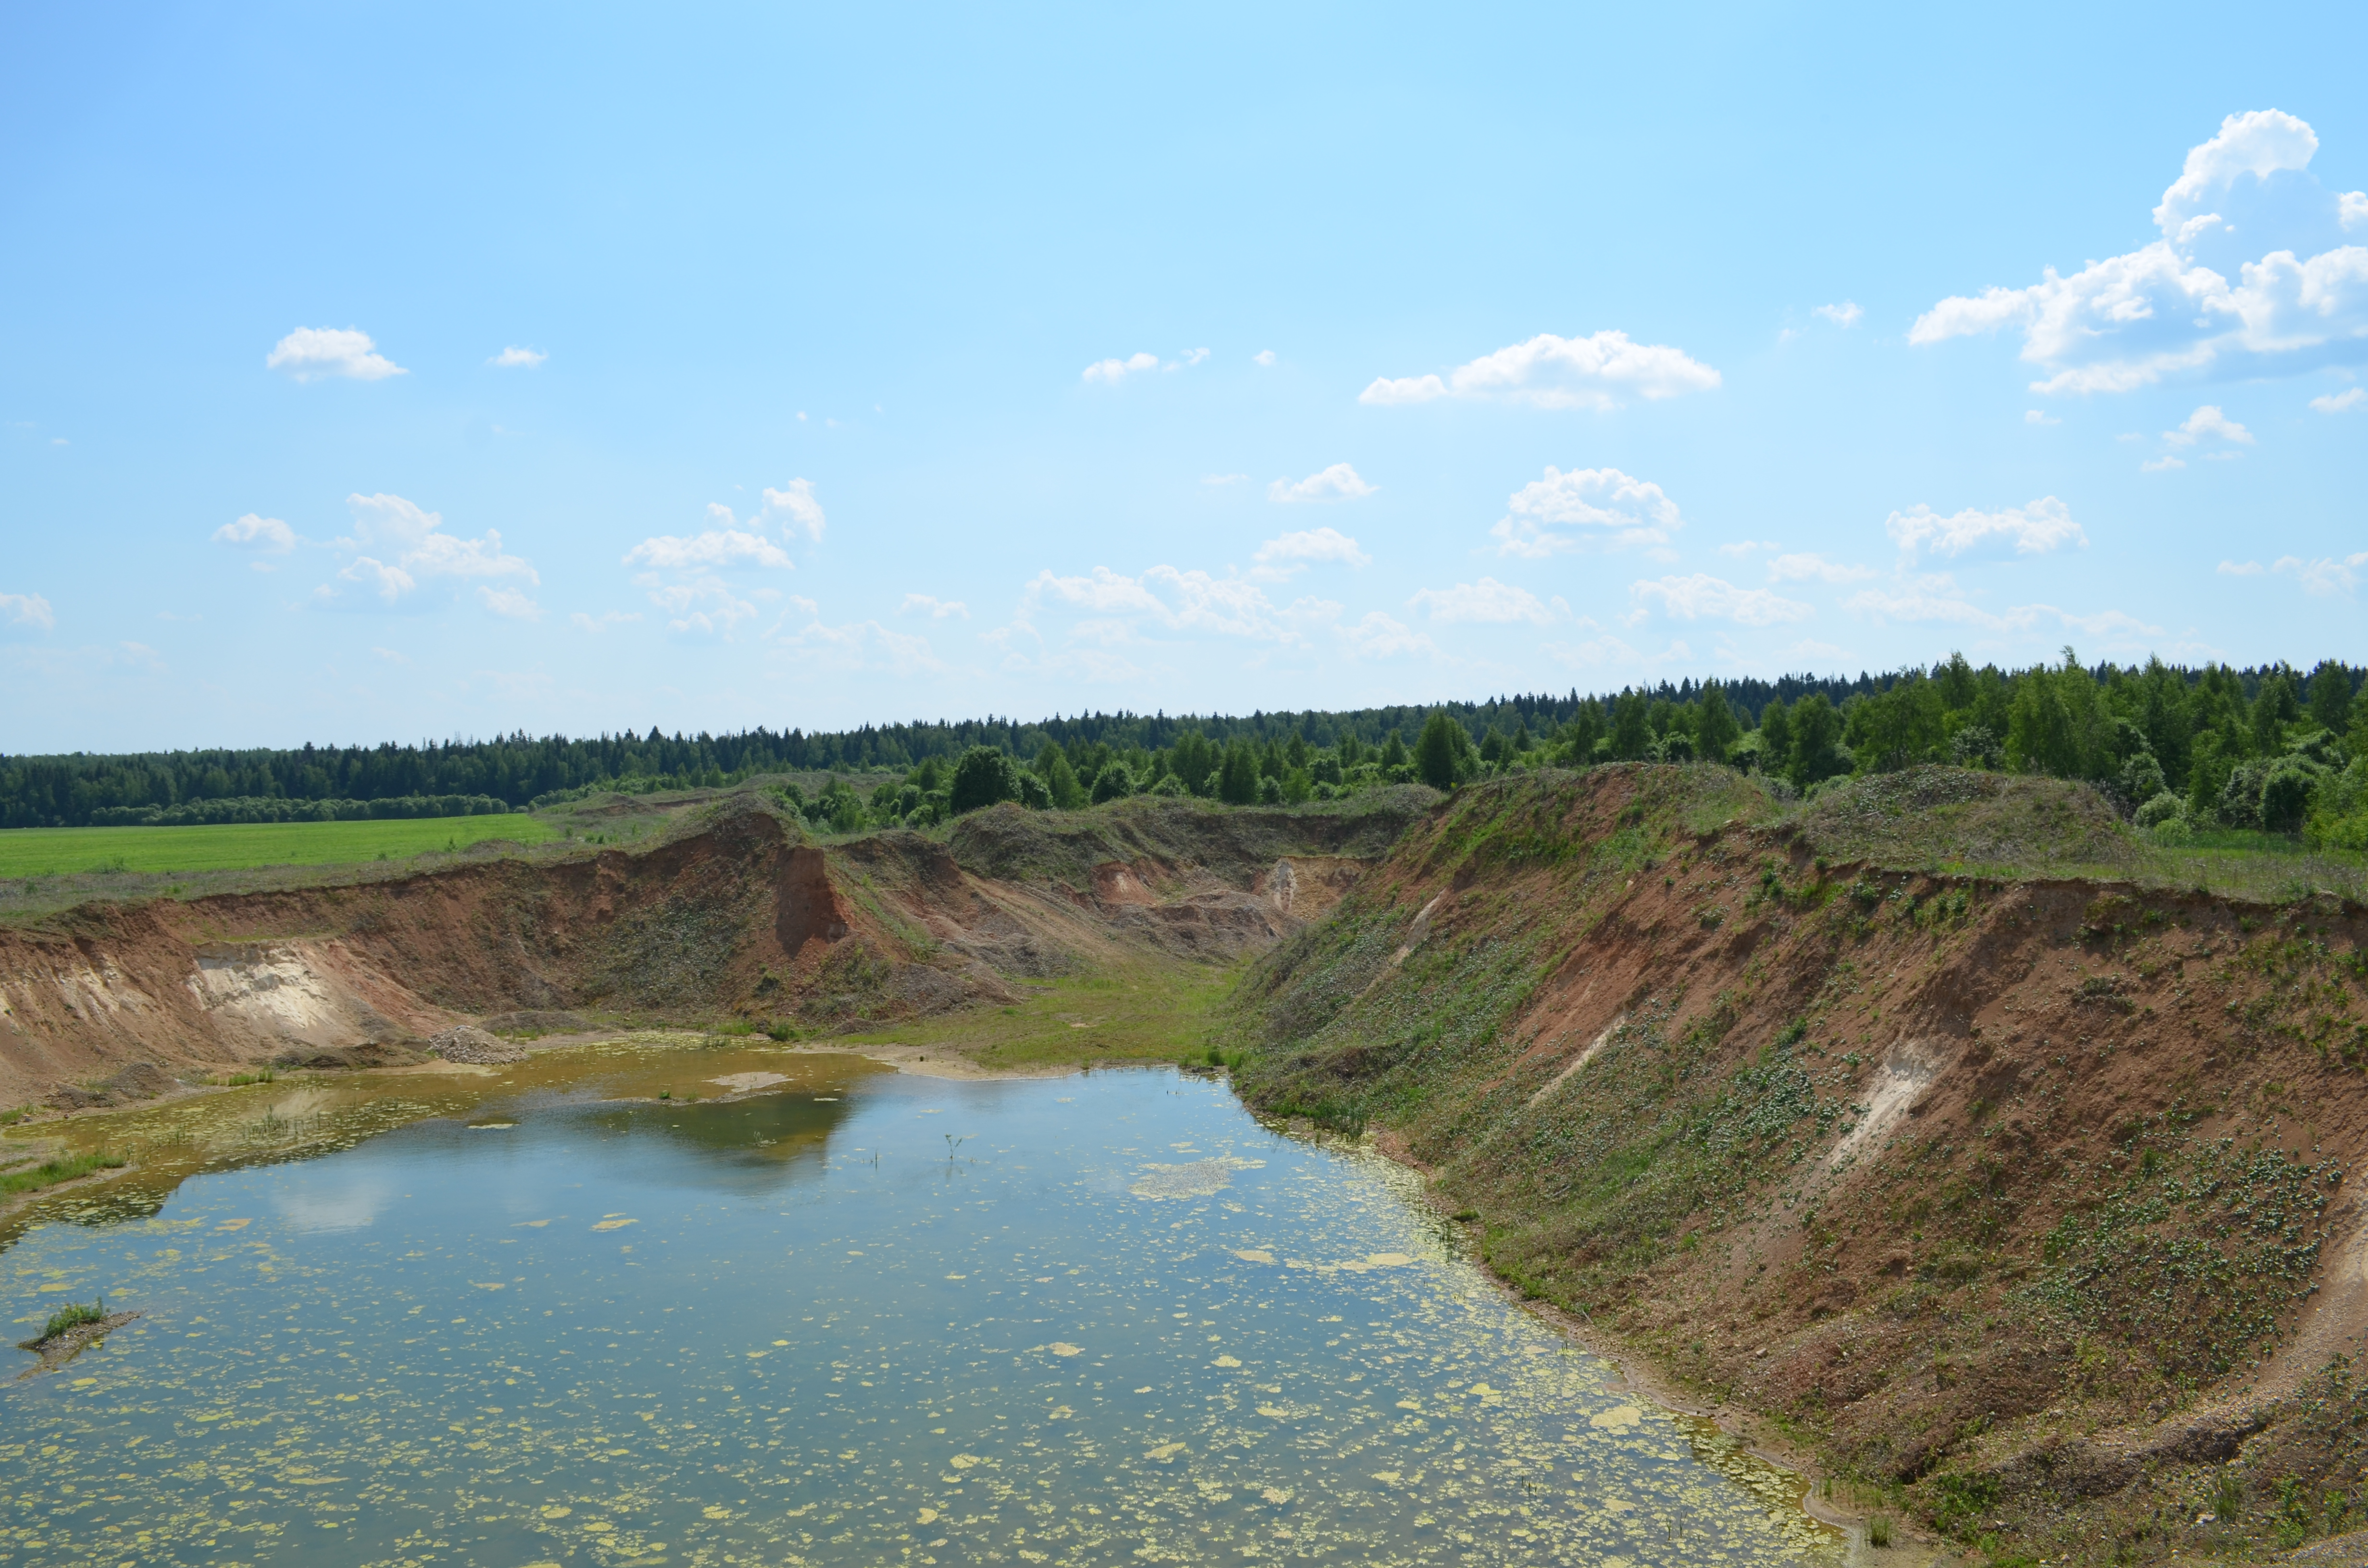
[0,797,1384,1110]
[1233,765,2368,1562]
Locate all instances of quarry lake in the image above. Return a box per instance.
[2,1047,1838,1567]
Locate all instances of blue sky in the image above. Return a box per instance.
[4,3,2364,752]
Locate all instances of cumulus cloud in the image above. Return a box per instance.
[1268,463,1376,504]
[212,513,298,552]
[1716,539,1783,557]
[490,346,547,368]
[647,579,761,636]
[623,528,794,571]
[1082,351,1203,384]
[1333,611,1434,659]
[2165,404,2255,446]
[1843,575,2161,640]
[1813,302,1864,327]
[267,326,406,382]
[311,493,535,609]
[900,593,970,619]
[1630,574,1813,626]
[1,591,55,631]
[759,479,826,540]
[1766,552,1877,584]
[1491,466,1683,557]
[1885,496,2084,560]
[1912,110,2368,393]
[2218,559,2264,575]
[1359,329,1720,411]
[2310,387,2365,412]
[1019,565,1336,646]
[1253,349,1277,367]
[1408,577,1566,625]
[2142,455,2188,472]
[2274,552,2368,596]
[1253,527,1371,573]
[477,586,542,621]
[767,612,947,676]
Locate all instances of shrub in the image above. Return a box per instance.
[1413,712,1465,790]
[1014,771,1053,810]
[2260,758,2321,834]
[950,747,1019,814]
[1148,774,1187,798]
[2134,790,2184,829]
[1257,775,1283,805]
[2119,749,2167,804]
[1089,761,1135,804]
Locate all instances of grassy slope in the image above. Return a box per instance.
[1220,763,2368,1566]
[841,959,1233,1070]
[0,815,555,876]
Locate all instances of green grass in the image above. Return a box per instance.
[38,1298,108,1341]
[0,1149,126,1197]
[839,961,1233,1070]
[0,815,556,877]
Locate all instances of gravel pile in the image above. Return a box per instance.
[429,1025,530,1065]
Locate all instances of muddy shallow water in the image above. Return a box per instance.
[2,1042,1839,1566]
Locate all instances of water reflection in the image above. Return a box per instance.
[0,1048,1838,1567]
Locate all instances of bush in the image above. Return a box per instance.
[1089,761,1135,804]
[2134,790,2185,829]
[1149,774,1187,797]
[2119,749,2167,804]
[1014,771,1053,810]
[950,747,1019,814]
[2217,760,2269,829]
[1413,712,1466,791]
[1257,775,1283,805]
[2149,816,2195,846]
[2260,758,2321,834]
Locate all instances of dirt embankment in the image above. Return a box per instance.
[0,794,1419,1110]
[1230,764,2368,1564]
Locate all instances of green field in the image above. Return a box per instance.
[0,816,556,877]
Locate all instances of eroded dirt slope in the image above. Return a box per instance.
[1231,764,2368,1563]
[0,794,1416,1108]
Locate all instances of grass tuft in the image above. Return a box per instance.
[0,1150,127,1197]
[39,1297,108,1341]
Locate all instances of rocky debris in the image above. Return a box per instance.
[275,1040,426,1070]
[430,1025,529,1065]
[43,1060,181,1111]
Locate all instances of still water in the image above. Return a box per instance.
[2,1043,1837,1567]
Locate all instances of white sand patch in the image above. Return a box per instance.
[1823,1038,1944,1174]
[709,1071,789,1094]
[1528,1013,1626,1108]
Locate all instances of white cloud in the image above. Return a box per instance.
[267,326,405,382]
[1082,352,1160,384]
[1,591,55,631]
[2274,552,2368,596]
[2024,409,2060,425]
[759,479,826,540]
[490,346,547,368]
[1268,463,1376,504]
[1913,110,2368,393]
[1766,552,1877,584]
[646,578,760,636]
[1333,611,1434,659]
[1360,329,1721,412]
[1630,574,1813,626]
[1491,466,1683,557]
[767,613,947,676]
[1017,565,1339,648]
[2343,192,2368,229]
[623,528,794,571]
[213,513,298,552]
[1253,527,1370,572]
[2310,386,2365,412]
[2164,404,2254,446]
[2142,455,2188,472]
[900,593,970,619]
[1180,348,1209,368]
[1813,301,1864,328]
[1408,577,1566,625]
[345,492,536,580]
[1252,349,1277,367]
[477,586,542,621]
[2153,110,2319,235]
[1843,576,2161,640]
[1885,496,2084,559]
[1716,539,1782,557]
[2218,559,2264,575]
[570,610,643,633]
[333,556,416,602]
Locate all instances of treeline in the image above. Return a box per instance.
[3,655,2364,843]
[86,795,515,828]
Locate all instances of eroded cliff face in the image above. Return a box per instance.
[0,796,1405,1108]
[1232,765,2368,1558]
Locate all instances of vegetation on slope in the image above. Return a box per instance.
[1221,763,2368,1564]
